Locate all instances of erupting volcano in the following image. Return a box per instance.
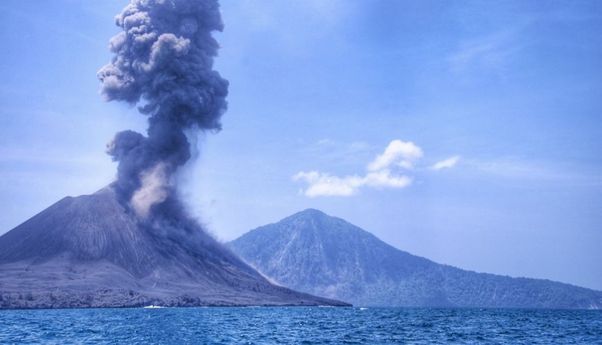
[0,0,348,308]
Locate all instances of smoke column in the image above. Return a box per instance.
[98,0,228,219]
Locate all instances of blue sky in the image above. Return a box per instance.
[0,0,601,290]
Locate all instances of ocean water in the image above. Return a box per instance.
[0,307,600,344]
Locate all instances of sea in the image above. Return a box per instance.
[0,307,600,344]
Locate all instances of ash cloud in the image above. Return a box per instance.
[98,0,228,218]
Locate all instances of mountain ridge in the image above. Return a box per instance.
[229,208,602,309]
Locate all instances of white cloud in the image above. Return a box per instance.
[293,139,421,197]
[363,169,412,188]
[293,169,411,197]
[293,171,362,197]
[431,156,461,170]
[367,140,423,171]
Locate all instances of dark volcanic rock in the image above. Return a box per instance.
[0,189,349,308]
[229,209,602,309]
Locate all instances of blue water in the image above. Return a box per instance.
[0,307,601,344]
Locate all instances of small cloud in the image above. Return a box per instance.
[293,169,411,198]
[293,171,363,197]
[363,170,412,188]
[431,156,461,170]
[294,139,421,197]
[367,140,423,171]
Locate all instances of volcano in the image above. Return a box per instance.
[0,188,349,308]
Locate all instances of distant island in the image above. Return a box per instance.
[229,209,602,309]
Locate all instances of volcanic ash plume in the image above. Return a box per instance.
[98,0,228,218]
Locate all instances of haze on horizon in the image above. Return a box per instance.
[0,0,601,291]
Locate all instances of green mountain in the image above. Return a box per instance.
[229,209,602,309]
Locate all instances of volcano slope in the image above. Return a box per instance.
[0,188,348,308]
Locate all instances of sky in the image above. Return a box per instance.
[0,0,601,290]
